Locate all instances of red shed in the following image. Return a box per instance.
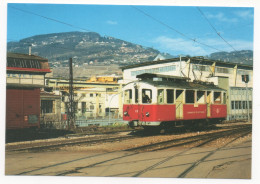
[6,53,51,130]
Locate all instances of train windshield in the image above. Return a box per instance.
[142,89,152,104]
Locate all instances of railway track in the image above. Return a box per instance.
[6,133,135,152]
[132,126,251,177]
[13,123,251,176]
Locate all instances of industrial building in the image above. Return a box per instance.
[121,56,253,120]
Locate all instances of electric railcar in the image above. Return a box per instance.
[123,73,227,131]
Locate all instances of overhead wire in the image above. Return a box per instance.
[131,6,226,53]
[9,5,249,60]
[9,6,92,33]
[196,7,237,52]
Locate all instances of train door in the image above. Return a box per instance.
[206,91,212,117]
[141,89,152,121]
[176,89,184,119]
[134,87,140,120]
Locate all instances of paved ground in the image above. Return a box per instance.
[5,136,251,179]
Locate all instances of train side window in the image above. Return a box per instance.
[142,89,152,104]
[166,89,174,104]
[186,90,195,104]
[214,92,221,104]
[157,89,164,104]
[197,91,205,104]
[124,89,132,104]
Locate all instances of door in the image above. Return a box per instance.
[176,90,184,119]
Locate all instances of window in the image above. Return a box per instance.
[74,102,78,112]
[124,89,132,104]
[41,100,54,113]
[90,93,93,97]
[186,90,195,104]
[90,104,94,110]
[82,102,86,113]
[157,89,164,104]
[231,101,235,109]
[99,104,102,113]
[238,101,242,109]
[197,91,205,103]
[235,101,239,109]
[216,67,232,74]
[193,65,209,71]
[142,89,152,104]
[242,101,247,109]
[131,65,176,76]
[7,58,41,69]
[166,89,174,104]
[214,92,221,104]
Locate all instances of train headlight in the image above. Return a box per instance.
[124,111,128,116]
[146,112,150,117]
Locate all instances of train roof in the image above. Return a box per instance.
[135,73,225,91]
[144,80,225,91]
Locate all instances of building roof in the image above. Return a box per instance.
[40,91,61,99]
[121,56,253,71]
[7,52,48,61]
[136,73,190,81]
[7,52,51,73]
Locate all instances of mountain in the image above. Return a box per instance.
[7,31,253,72]
[208,50,253,66]
[7,31,160,68]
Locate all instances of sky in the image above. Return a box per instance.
[6,2,254,56]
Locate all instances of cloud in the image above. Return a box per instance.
[233,10,254,19]
[152,36,253,56]
[206,12,238,23]
[153,36,208,56]
[106,20,118,25]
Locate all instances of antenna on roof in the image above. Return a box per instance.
[29,44,32,56]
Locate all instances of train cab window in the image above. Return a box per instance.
[166,89,174,103]
[157,89,164,104]
[124,89,132,104]
[186,90,195,104]
[142,89,152,104]
[214,92,221,104]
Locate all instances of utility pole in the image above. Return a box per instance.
[67,58,75,130]
[242,75,250,122]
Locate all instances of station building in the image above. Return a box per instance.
[6,52,51,130]
[121,56,253,120]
